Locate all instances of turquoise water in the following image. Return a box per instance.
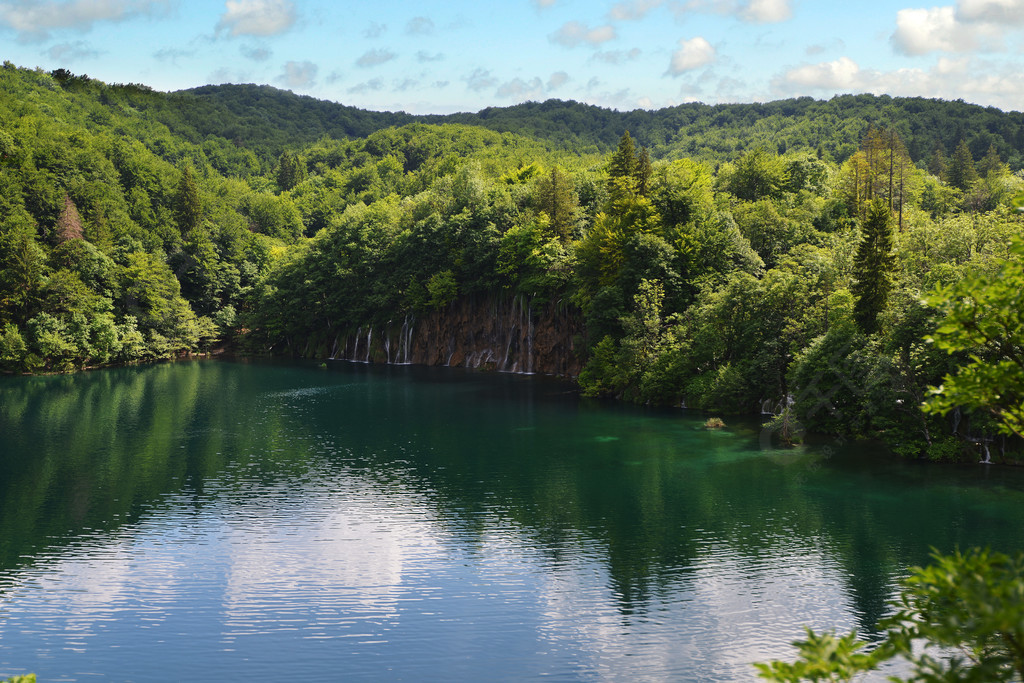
[2,359,1023,681]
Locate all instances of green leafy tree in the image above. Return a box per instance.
[426,269,458,308]
[719,148,789,201]
[851,200,895,334]
[756,548,1024,682]
[923,236,1024,438]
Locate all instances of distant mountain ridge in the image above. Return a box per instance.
[169,83,1024,169]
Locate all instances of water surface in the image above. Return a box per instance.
[2,359,1023,681]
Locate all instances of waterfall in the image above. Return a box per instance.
[526,300,534,374]
[403,314,414,364]
[397,315,409,364]
[326,294,580,376]
[501,328,515,372]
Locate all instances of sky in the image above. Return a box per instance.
[1,0,1023,114]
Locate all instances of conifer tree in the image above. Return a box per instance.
[946,139,979,191]
[276,150,299,191]
[608,130,637,183]
[635,146,653,197]
[977,144,1008,178]
[927,145,947,178]
[175,162,203,235]
[535,166,576,242]
[851,199,895,334]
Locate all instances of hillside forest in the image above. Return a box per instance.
[2,62,1024,462]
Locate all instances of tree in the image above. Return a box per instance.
[276,150,301,191]
[851,200,895,334]
[608,130,638,188]
[945,139,978,192]
[977,144,1009,178]
[927,144,947,178]
[720,147,790,201]
[844,127,913,227]
[534,166,577,242]
[923,236,1024,438]
[175,161,203,234]
[635,146,653,198]
[755,548,1024,682]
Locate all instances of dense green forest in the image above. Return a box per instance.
[2,62,1023,462]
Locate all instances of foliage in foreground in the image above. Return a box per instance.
[924,235,1024,441]
[755,548,1024,682]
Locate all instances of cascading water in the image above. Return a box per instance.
[326,294,581,377]
[526,300,534,374]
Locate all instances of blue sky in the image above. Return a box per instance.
[1,0,1023,113]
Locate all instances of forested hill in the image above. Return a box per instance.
[176,84,1024,168]
[3,62,1024,463]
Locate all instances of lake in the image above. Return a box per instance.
[2,359,1023,681]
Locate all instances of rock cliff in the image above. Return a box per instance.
[328,294,583,377]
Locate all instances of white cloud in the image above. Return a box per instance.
[356,48,396,67]
[465,68,498,92]
[957,0,1024,24]
[775,56,860,90]
[673,0,791,24]
[891,4,1006,55]
[217,0,295,37]
[416,50,444,63]
[742,0,791,22]
[497,76,544,98]
[494,71,571,99]
[154,46,193,63]
[592,47,642,64]
[47,40,100,60]
[406,16,434,35]
[892,7,962,54]
[278,60,316,89]
[547,71,570,89]
[551,21,616,47]
[240,44,271,61]
[0,0,168,40]
[609,0,663,21]
[667,36,716,74]
[348,77,384,94]
[533,0,557,7]
[770,55,1024,112]
[363,21,386,38]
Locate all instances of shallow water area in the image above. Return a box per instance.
[2,359,1024,681]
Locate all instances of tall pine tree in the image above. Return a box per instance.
[851,199,895,334]
[945,139,978,191]
[175,161,203,235]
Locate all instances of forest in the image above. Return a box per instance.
[1,61,1023,462]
